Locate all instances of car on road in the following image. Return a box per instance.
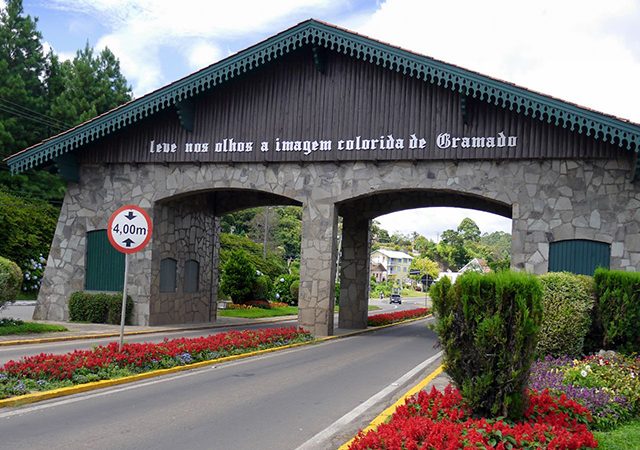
[390,293,402,304]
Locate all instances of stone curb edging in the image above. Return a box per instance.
[338,363,445,450]
[0,316,297,347]
[0,314,432,409]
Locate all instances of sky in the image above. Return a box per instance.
[11,0,640,240]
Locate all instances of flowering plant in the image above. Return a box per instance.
[367,308,430,326]
[21,254,46,294]
[0,327,311,399]
[529,354,638,430]
[349,385,598,449]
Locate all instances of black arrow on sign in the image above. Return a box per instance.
[124,211,137,220]
[122,238,135,247]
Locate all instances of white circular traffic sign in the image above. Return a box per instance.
[107,205,153,254]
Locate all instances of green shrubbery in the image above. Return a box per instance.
[588,269,640,353]
[0,189,58,282]
[536,272,595,357]
[430,271,543,420]
[0,256,22,308]
[219,250,258,304]
[273,274,299,305]
[253,274,273,301]
[68,292,133,325]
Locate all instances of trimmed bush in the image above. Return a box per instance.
[0,256,22,308]
[252,274,272,301]
[589,269,640,353]
[68,292,133,325]
[430,271,543,421]
[219,250,258,304]
[536,272,595,357]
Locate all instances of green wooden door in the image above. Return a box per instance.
[548,239,610,275]
[85,230,125,291]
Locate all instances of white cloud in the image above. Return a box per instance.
[357,0,640,123]
[187,41,223,71]
[48,0,344,95]
[376,207,512,241]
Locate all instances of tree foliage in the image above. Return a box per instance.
[409,257,439,281]
[219,250,258,304]
[48,44,132,127]
[0,188,58,270]
[0,0,48,160]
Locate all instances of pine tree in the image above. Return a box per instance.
[0,0,49,159]
[49,43,132,126]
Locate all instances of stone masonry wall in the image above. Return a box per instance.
[35,158,640,334]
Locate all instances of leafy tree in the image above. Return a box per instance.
[0,188,57,272]
[274,206,301,260]
[409,257,440,281]
[457,217,481,243]
[219,250,258,304]
[219,233,286,279]
[220,208,258,235]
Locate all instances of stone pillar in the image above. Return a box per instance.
[298,201,338,336]
[209,215,221,322]
[338,215,371,329]
[149,195,215,325]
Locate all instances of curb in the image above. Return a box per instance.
[338,363,444,450]
[0,316,297,347]
[0,314,432,408]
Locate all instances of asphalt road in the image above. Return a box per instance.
[1,318,440,450]
[0,299,429,365]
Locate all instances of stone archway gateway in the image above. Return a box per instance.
[6,20,640,336]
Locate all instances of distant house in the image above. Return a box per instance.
[437,259,491,285]
[371,249,413,284]
[370,263,387,282]
[459,258,492,274]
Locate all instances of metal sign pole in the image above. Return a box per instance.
[119,253,129,352]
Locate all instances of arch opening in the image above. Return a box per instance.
[335,189,513,330]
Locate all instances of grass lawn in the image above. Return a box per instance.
[218,306,298,318]
[219,304,381,318]
[0,321,68,336]
[401,289,429,298]
[594,420,640,449]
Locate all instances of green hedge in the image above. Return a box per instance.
[0,256,22,307]
[536,272,595,357]
[68,292,134,325]
[589,269,640,353]
[430,271,543,421]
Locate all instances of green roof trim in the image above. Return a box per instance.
[6,19,640,177]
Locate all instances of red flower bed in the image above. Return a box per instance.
[2,327,311,381]
[368,308,430,326]
[349,385,598,449]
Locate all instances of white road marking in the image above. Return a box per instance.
[295,351,443,450]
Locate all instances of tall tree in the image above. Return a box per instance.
[0,0,49,159]
[48,44,132,126]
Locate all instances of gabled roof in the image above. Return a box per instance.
[459,258,492,274]
[373,249,414,260]
[6,19,640,176]
[370,263,387,273]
